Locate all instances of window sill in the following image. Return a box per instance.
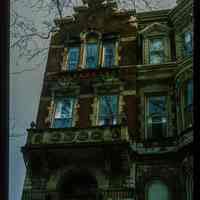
[142,136,178,147]
[137,61,177,68]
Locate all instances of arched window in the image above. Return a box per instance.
[147,180,170,200]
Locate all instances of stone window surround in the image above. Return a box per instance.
[139,85,173,140]
[139,22,171,65]
[49,91,79,128]
[90,94,124,127]
[47,87,129,128]
[62,31,119,71]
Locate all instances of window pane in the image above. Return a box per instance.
[54,101,63,118]
[53,98,75,128]
[150,52,164,64]
[103,43,115,67]
[147,96,167,139]
[148,96,166,114]
[99,95,118,125]
[68,47,79,70]
[187,80,193,107]
[185,32,192,43]
[150,39,164,51]
[149,39,164,64]
[184,80,193,128]
[53,119,72,128]
[61,98,74,118]
[184,32,192,56]
[86,43,98,69]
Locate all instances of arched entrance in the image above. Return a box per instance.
[59,169,98,200]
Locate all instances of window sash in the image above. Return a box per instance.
[103,43,115,67]
[86,43,98,69]
[148,96,166,114]
[53,98,75,128]
[98,95,118,125]
[146,96,167,139]
[67,47,79,70]
[184,32,193,56]
[149,39,164,64]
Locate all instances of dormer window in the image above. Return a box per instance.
[149,38,164,64]
[67,47,80,70]
[139,23,171,65]
[103,42,115,67]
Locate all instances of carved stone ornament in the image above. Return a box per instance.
[64,132,76,142]
[111,127,121,139]
[139,22,171,36]
[51,132,61,142]
[77,131,89,141]
[91,131,103,140]
[34,134,42,144]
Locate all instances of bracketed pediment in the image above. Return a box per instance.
[139,22,171,36]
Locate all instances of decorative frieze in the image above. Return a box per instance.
[28,125,129,145]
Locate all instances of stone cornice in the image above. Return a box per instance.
[136,62,177,81]
[136,62,176,72]
[130,128,193,155]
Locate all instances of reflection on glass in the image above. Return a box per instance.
[67,47,79,70]
[149,39,164,64]
[103,43,115,67]
[53,98,75,128]
[99,95,118,125]
[147,95,167,139]
[86,43,98,69]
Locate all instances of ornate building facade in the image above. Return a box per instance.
[21,0,193,200]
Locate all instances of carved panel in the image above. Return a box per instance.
[28,126,129,145]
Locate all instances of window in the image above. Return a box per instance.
[103,43,115,67]
[52,98,75,128]
[183,31,192,56]
[67,47,80,70]
[183,80,193,127]
[149,38,164,64]
[186,174,193,200]
[98,95,118,126]
[147,180,170,200]
[86,43,98,69]
[146,95,167,139]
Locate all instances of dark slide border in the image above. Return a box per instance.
[0,0,9,199]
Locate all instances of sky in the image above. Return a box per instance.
[10,0,177,200]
